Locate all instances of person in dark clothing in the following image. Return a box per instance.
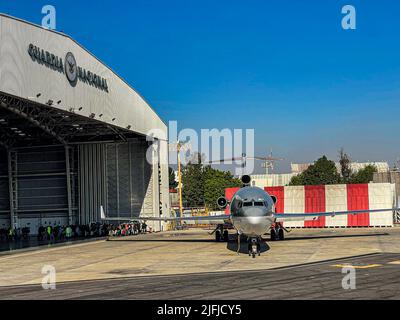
[38,226,44,241]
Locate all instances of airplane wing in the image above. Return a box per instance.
[100,206,231,223]
[274,208,394,222]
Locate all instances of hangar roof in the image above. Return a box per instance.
[0,14,167,144]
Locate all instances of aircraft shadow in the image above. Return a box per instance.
[108,238,217,243]
[226,234,270,254]
[107,233,388,248]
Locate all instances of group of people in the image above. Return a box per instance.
[108,222,148,237]
[0,227,31,241]
[0,221,150,243]
[36,223,111,242]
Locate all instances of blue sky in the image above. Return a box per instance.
[1,0,400,173]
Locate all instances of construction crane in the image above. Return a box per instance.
[206,149,284,176]
[169,140,191,226]
[260,149,284,175]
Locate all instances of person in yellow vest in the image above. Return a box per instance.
[65,226,72,239]
[8,228,14,241]
[47,225,52,241]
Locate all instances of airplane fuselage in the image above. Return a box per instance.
[229,186,276,237]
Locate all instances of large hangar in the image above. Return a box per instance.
[0,14,170,233]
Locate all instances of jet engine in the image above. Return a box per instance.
[241,175,251,186]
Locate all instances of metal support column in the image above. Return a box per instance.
[158,150,162,231]
[65,146,73,225]
[7,150,17,228]
[116,144,120,220]
[70,146,76,223]
[129,142,133,217]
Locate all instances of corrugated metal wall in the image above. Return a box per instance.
[369,183,394,226]
[283,186,305,228]
[105,140,153,219]
[0,139,161,231]
[347,184,369,227]
[304,186,326,228]
[325,185,347,227]
[10,146,71,233]
[265,187,285,214]
[78,144,107,224]
[17,147,68,212]
[0,149,9,228]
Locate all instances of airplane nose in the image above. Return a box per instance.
[247,216,262,225]
[237,208,272,236]
[245,208,266,218]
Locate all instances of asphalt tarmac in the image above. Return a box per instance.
[1,252,400,300]
[1,228,400,299]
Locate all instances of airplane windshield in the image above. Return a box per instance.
[243,202,253,207]
[254,202,265,207]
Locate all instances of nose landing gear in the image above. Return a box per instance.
[248,237,261,258]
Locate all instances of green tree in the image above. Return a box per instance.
[289,156,341,186]
[288,174,304,186]
[349,165,377,184]
[168,167,178,189]
[203,166,241,210]
[181,153,205,207]
[181,153,242,209]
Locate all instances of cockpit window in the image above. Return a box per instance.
[254,201,265,207]
[243,202,253,207]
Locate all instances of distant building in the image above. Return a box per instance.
[249,161,391,188]
[291,162,389,175]
[373,171,400,202]
[250,173,297,187]
[291,163,312,174]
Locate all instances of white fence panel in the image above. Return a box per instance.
[368,183,394,227]
[325,185,347,227]
[284,186,305,228]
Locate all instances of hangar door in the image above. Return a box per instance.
[78,140,156,224]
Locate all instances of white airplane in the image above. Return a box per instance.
[101,175,396,258]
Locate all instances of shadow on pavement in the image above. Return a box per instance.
[226,234,270,254]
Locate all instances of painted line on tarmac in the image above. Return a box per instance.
[330,264,383,269]
[268,252,383,271]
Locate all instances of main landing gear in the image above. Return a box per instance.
[213,224,229,242]
[270,223,286,241]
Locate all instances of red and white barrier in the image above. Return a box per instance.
[225,183,395,228]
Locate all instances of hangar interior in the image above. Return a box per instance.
[0,93,162,234]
